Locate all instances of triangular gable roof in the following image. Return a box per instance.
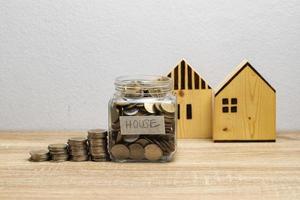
[167,58,212,90]
[215,59,276,96]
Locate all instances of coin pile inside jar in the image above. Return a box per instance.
[48,143,69,162]
[29,150,49,162]
[109,84,176,162]
[87,129,108,162]
[68,137,89,162]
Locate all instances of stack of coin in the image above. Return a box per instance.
[29,150,49,162]
[48,143,69,162]
[87,129,108,162]
[68,137,89,161]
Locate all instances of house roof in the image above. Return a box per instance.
[167,58,212,90]
[215,59,276,96]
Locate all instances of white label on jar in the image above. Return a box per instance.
[119,116,165,135]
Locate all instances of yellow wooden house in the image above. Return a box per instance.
[167,59,213,139]
[213,59,276,141]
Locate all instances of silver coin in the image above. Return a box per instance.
[123,135,139,143]
[123,107,139,116]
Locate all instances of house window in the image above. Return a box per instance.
[186,104,192,119]
[177,104,180,119]
[222,98,238,113]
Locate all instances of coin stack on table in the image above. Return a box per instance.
[68,137,89,161]
[87,129,108,162]
[48,144,69,162]
[108,81,176,162]
[29,150,49,162]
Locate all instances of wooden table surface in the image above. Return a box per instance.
[0,131,299,200]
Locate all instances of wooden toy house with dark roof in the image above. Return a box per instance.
[213,60,276,141]
[167,59,213,139]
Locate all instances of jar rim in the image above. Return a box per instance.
[114,75,173,94]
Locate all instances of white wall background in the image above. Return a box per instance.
[0,0,299,131]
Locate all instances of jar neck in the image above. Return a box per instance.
[114,75,173,98]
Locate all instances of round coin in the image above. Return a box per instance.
[154,103,163,112]
[88,129,107,139]
[135,138,150,147]
[144,144,163,161]
[48,143,68,151]
[68,137,87,142]
[110,144,129,160]
[30,150,49,156]
[123,107,139,116]
[123,135,139,143]
[160,103,175,113]
[144,103,156,114]
[129,143,144,160]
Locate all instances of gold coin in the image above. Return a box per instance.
[70,155,89,162]
[144,144,163,161]
[48,143,68,150]
[110,144,129,160]
[129,143,144,160]
[90,148,106,154]
[29,150,49,156]
[144,103,156,114]
[160,102,175,113]
[49,150,68,155]
[135,138,150,147]
[154,103,163,112]
[88,129,107,138]
[68,137,87,143]
[115,100,130,106]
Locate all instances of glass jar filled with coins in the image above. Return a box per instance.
[108,75,177,162]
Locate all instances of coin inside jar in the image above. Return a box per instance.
[129,143,144,160]
[144,144,163,161]
[123,107,139,116]
[144,103,156,114]
[135,138,150,147]
[110,105,120,123]
[154,103,163,112]
[160,102,175,113]
[110,144,130,160]
[123,135,139,143]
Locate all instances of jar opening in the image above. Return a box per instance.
[114,75,173,97]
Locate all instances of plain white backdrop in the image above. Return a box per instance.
[0,0,299,131]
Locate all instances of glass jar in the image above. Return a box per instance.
[108,75,177,162]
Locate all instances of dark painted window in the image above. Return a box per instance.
[177,104,180,119]
[186,104,192,119]
[231,98,237,104]
[222,98,229,104]
[222,98,238,113]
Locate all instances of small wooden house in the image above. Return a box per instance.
[213,60,276,141]
[167,59,213,139]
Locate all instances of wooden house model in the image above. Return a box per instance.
[167,59,213,139]
[213,60,276,141]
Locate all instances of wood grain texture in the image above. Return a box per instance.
[213,61,276,141]
[0,131,299,200]
[168,59,213,139]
